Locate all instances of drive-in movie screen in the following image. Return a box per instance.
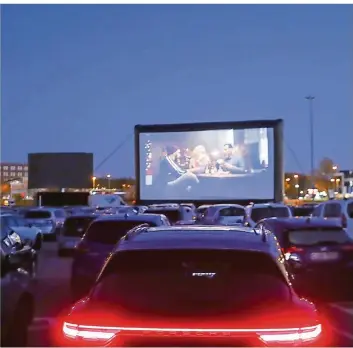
[139,127,274,201]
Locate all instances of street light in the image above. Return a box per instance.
[92,176,97,189]
[107,174,111,190]
[305,95,315,189]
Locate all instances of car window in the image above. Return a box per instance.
[54,210,66,218]
[347,202,353,219]
[84,220,157,245]
[160,215,171,226]
[288,229,350,246]
[292,206,315,217]
[251,207,290,222]
[219,207,245,217]
[93,250,290,315]
[25,211,51,219]
[323,203,341,218]
[144,209,180,223]
[63,216,97,237]
[204,207,217,217]
[312,205,323,217]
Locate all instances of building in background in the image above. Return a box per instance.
[1,162,28,182]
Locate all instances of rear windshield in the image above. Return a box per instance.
[25,211,51,219]
[288,229,350,246]
[85,220,157,245]
[145,209,179,223]
[292,207,315,217]
[93,250,289,315]
[63,216,97,237]
[251,207,289,222]
[219,207,245,217]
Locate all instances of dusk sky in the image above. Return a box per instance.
[2,5,352,178]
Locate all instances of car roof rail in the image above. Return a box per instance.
[124,223,150,241]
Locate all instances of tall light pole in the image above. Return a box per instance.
[107,174,111,190]
[305,95,315,189]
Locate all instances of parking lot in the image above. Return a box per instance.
[27,241,353,347]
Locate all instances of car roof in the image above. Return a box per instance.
[262,217,343,229]
[94,213,165,222]
[116,226,272,253]
[248,203,288,209]
[211,204,245,209]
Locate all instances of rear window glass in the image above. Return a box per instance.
[347,202,353,219]
[54,210,66,218]
[219,207,245,217]
[63,217,97,237]
[288,229,350,246]
[85,220,157,245]
[323,203,342,218]
[25,211,51,219]
[144,209,179,223]
[292,207,315,217]
[251,207,289,222]
[94,250,289,315]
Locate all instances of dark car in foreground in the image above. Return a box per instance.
[256,217,353,302]
[1,229,35,346]
[60,226,324,347]
[70,213,170,300]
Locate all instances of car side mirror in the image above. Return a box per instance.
[13,241,23,251]
[244,222,250,227]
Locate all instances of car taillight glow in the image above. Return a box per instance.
[63,322,322,343]
[259,324,322,343]
[342,244,353,250]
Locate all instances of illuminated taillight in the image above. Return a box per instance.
[282,246,304,254]
[341,214,347,228]
[259,324,322,343]
[342,244,353,251]
[63,322,119,340]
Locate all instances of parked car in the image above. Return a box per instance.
[244,203,292,227]
[58,214,98,257]
[0,214,42,279]
[1,226,35,346]
[255,217,353,302]
[144,204,195,224]
[0,213,42,252]
[195,204,211,222]
[201,204,245,225]
[311,199,353,239]
[23,207,67,241]
[61,225,324,347]
[70,213,170,300]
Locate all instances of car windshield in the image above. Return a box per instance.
[63,216,97,237]
[288,229,350,246]
[24,211,51,219]
[85,220,157,245]
[251,207,289,222]
[145,209,179,223]
[292,207,315,217]
[92,250,290,316]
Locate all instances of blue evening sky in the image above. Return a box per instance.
[2,5,352,178]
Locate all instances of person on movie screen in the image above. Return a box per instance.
[189,145,210,174]
[217,143,249,174]
[158,145,199,190]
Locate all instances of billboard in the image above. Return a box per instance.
[28,153,93,189]
[135,120,283,204]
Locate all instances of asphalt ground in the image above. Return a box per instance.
[27,242,353,347]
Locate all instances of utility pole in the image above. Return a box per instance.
[305,95,315,189]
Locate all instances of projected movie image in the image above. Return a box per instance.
[139,128,274,200]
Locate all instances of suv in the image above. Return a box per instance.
[1,227,35,346]
[144,204,195,224]
[201,204,245,225]
[245,203,292,227]
[24,208,67,240]
[255,217,353,302]
[70,213,170,300]
[312,199,353,239]
[61,226,323,347]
